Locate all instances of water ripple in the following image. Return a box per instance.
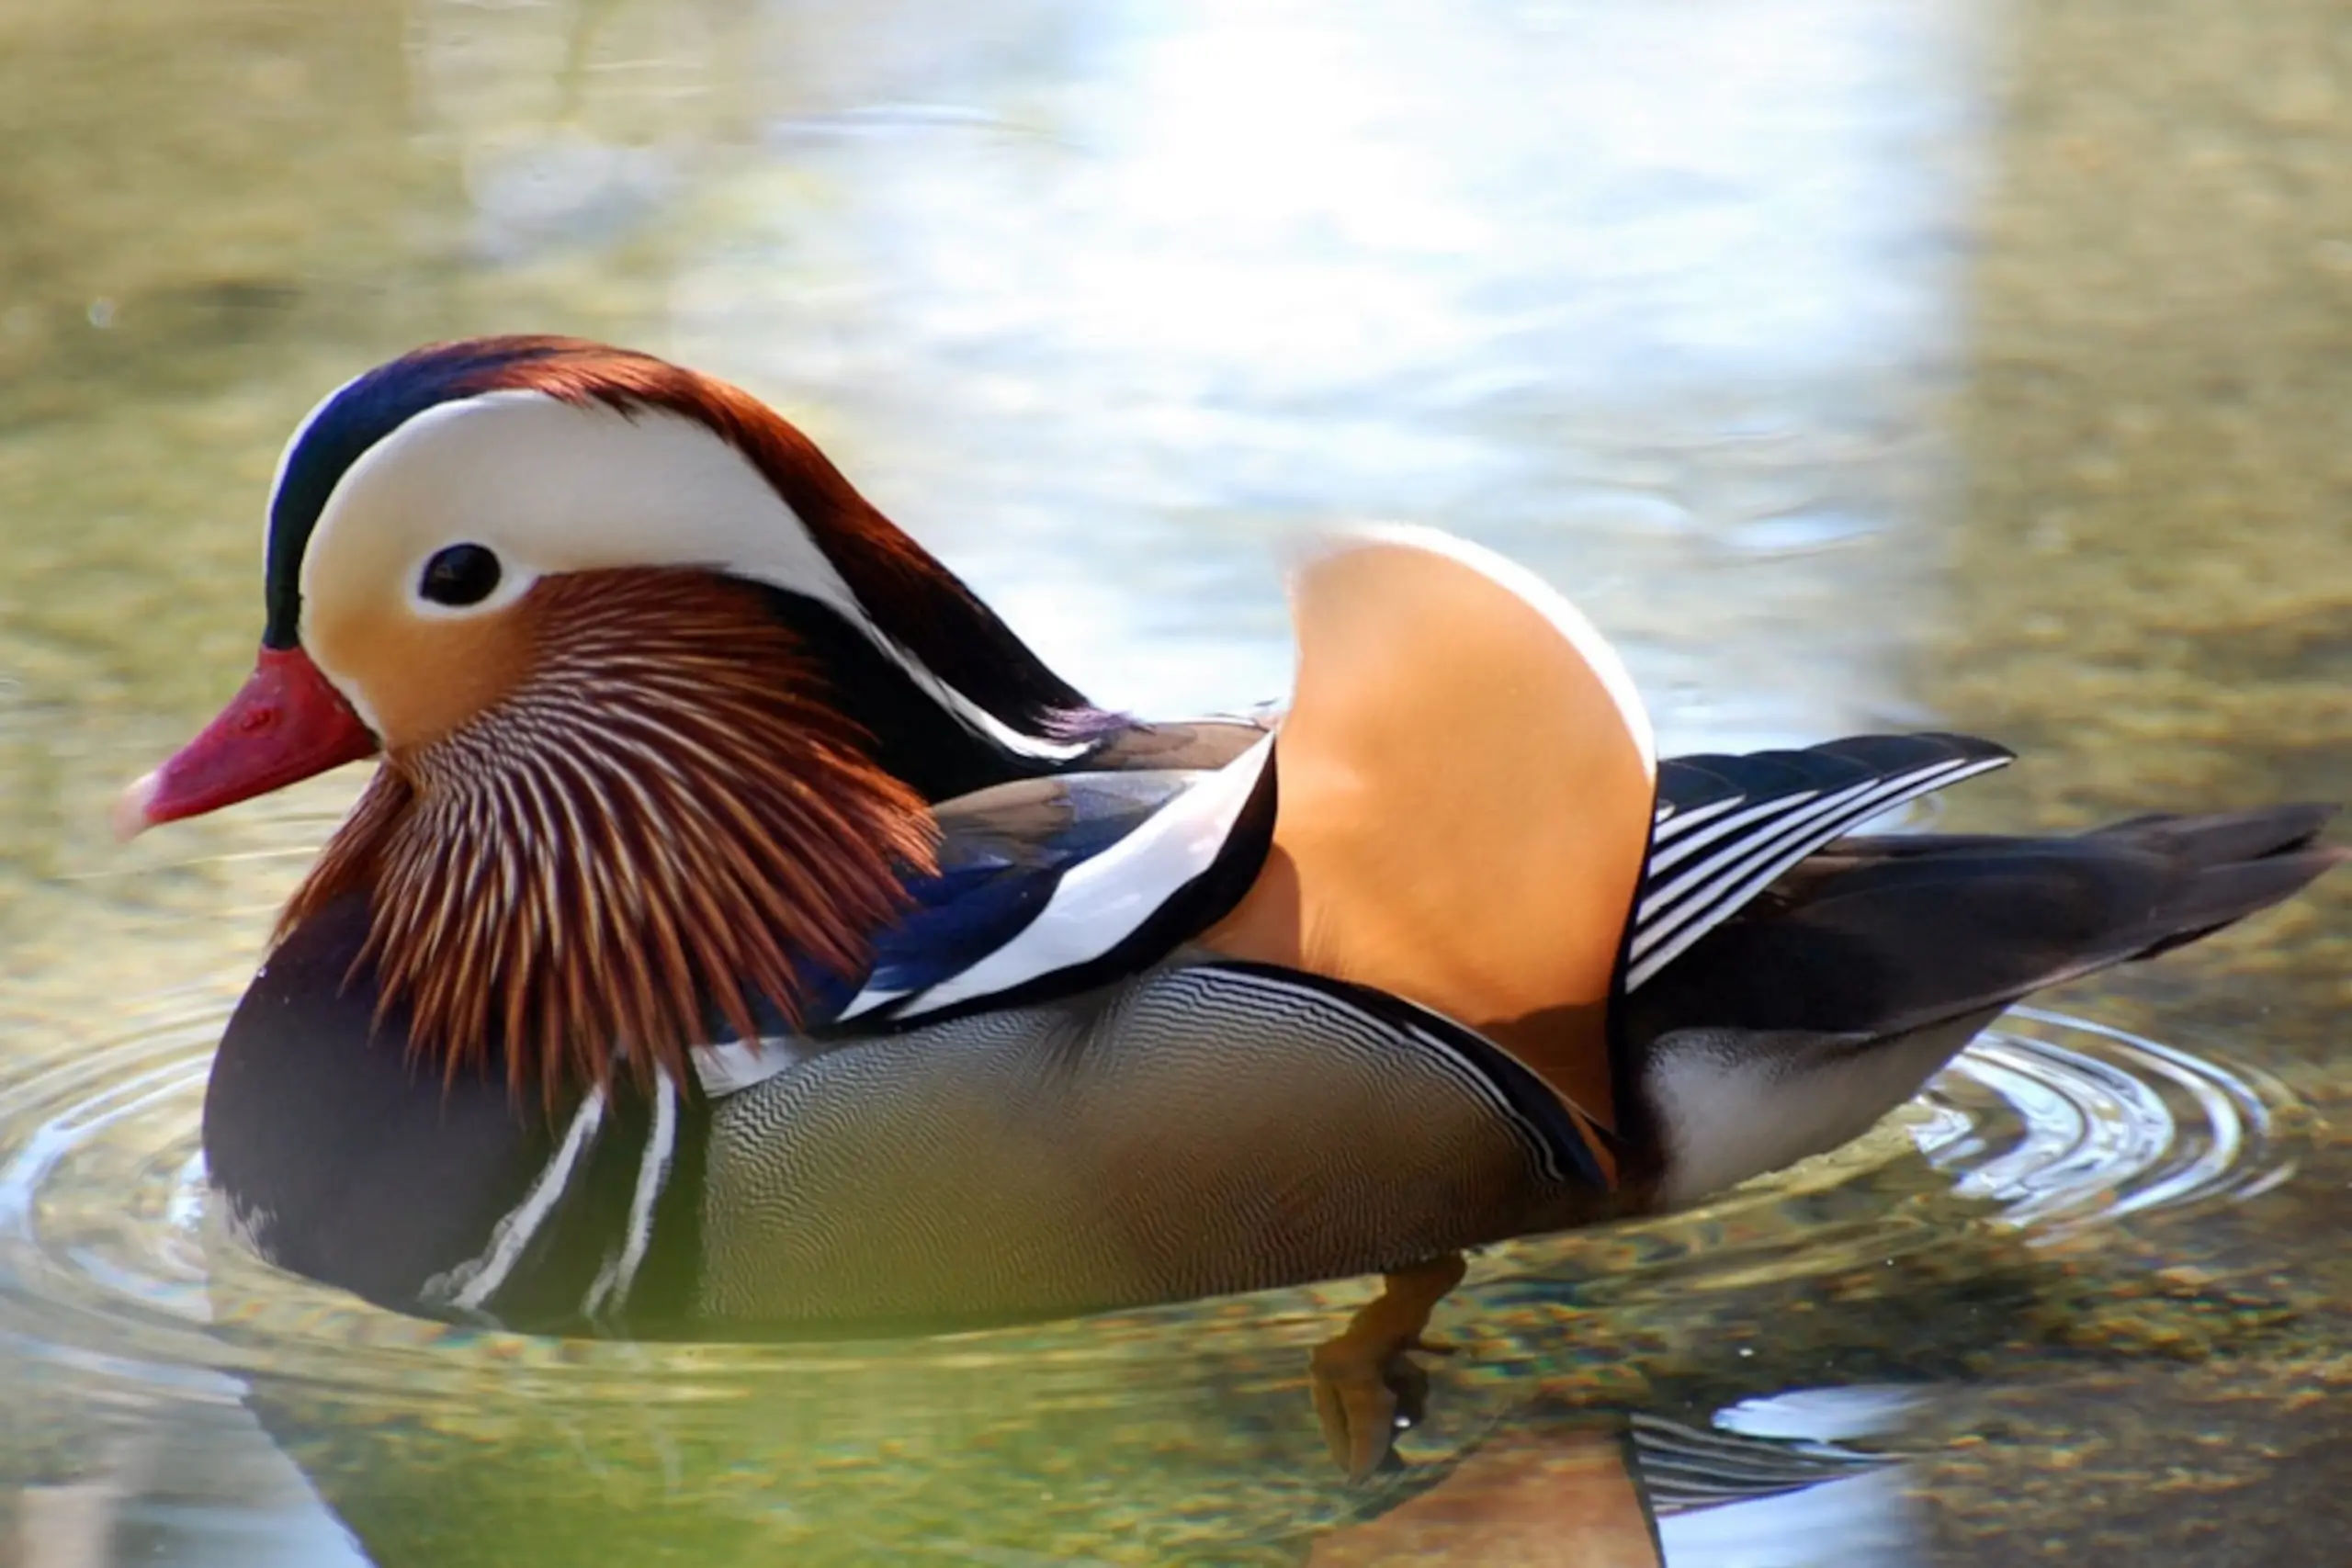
[1914,1005,2298,1236]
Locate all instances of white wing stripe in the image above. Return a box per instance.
[834,985,911,1023]
[884,736,1275,1019]
[1648,791,1747,844]
[1641,775,1905,932]
[1641,757,1994,928]
[1625,756,2009,990]
[1648,789,1825,875]
[1635,761,1978,953]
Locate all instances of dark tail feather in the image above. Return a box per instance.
[1627,802,2342,1043]
[2087,802,2338,863]
[2115,806,2346,959]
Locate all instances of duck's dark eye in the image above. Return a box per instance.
[419,544,503,607]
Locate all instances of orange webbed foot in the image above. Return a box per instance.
[1308,1253,1468,1482]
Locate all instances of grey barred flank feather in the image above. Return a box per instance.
[279,570,936,1107]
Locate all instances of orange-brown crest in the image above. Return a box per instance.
[280,569,937,1109]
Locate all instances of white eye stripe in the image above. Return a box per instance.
[299,389,1084,760]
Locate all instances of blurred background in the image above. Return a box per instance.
[1,1,2346,1563]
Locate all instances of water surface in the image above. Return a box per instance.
[3,1,2346,1562]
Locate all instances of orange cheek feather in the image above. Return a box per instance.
[311,600,537,753]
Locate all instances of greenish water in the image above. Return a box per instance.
[2,1,2346,1562]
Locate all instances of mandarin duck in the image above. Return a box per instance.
[118,337,2343,1480]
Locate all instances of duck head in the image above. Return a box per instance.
[117,336,1110,1101]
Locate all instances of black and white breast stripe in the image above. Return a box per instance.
[417,1071,683,1327]
[1626,733,2014,992]
[419,1087,609,1314]
[582,1068,678,1319]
